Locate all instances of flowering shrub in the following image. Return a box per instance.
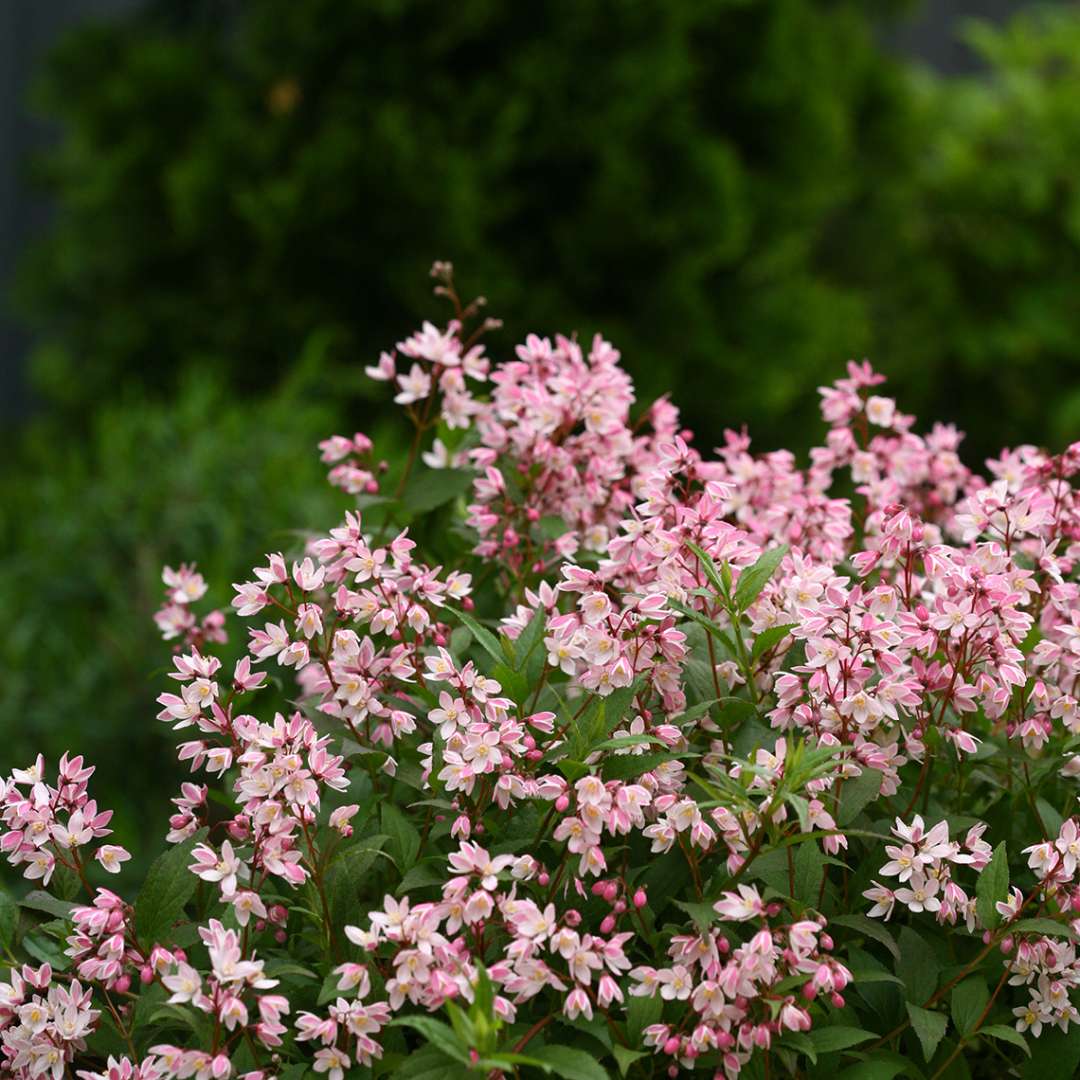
[3,263,1080,1080]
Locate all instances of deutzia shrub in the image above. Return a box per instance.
[4,264,1080,1080]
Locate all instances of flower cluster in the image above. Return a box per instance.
[5,269,1080,1079]
[1,755,128,888]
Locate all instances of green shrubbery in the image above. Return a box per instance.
[15,0,917,452]
[0,349,356,867]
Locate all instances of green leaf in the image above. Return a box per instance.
[950,977,989,1036]
[734,544,789,611]
[276,1066,311,1080]
[779,1030,817,1064]
[492,660,529,705]
[397,860,449,894]
[751,623,796,662]
[0,889,19,951]
[672,899,718,932]
[18,891,75,919]
[685,540,728,596]
[325,834,390,928]
[389,1044,469,1080]
[513,607,547,671]
[389,1015,469,1064]
[809,1026,878,1053]
[831,913,900,961]
[134,828,207,947]
[22,932,67,968]
[906,1002,948,1062]
[837,768,882,826]
[976,842,1009,930]
[612,1045,647,1076]
[601,751,680,781]
[839,1052,923,1080]
[263,960,318,982]
[896,926,939,1003]
[1012,917,1079,940]
[794,839,825,904]
[980,1024,1030,1056]
[1023,1021,1080,1078]
[669,597,728,641]
[402,467,473,514]
[717,696,760,727]
[382,802,421,872]
[850,969,905,986]
[625,992,663,1044]
[527,1044,609,1080]
[451,608,504,667]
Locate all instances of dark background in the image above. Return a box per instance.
[3,0,1078,874]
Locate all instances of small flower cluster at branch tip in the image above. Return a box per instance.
[6,267,1080,1078]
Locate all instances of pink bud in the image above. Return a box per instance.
[819,933,833,951]
[614,900,627,914]
[364,480,379,494]
[139,966,153,985]
[633,888,647,909]
[275,930,287,944]
[526,507,540,522]
[526,749,543,761]
[1001,936,1014,955]
[717,936,730,954]
[801,982,817,1000]
[463,597,475,611]
[663,1037,681,1056]
[602,881,619,903]
[565,909,581,927]
[982,931,993,945]
[114,975,131,995]
[255,920,266,932]
[555,794,570,813]
[600,915,616,935]
[591,881,606,897]
[538,872,550,887]
[830,992,845,1008]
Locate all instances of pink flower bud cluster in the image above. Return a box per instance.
[1,755,129,887]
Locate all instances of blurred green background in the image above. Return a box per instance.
[2,0,1080,870]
